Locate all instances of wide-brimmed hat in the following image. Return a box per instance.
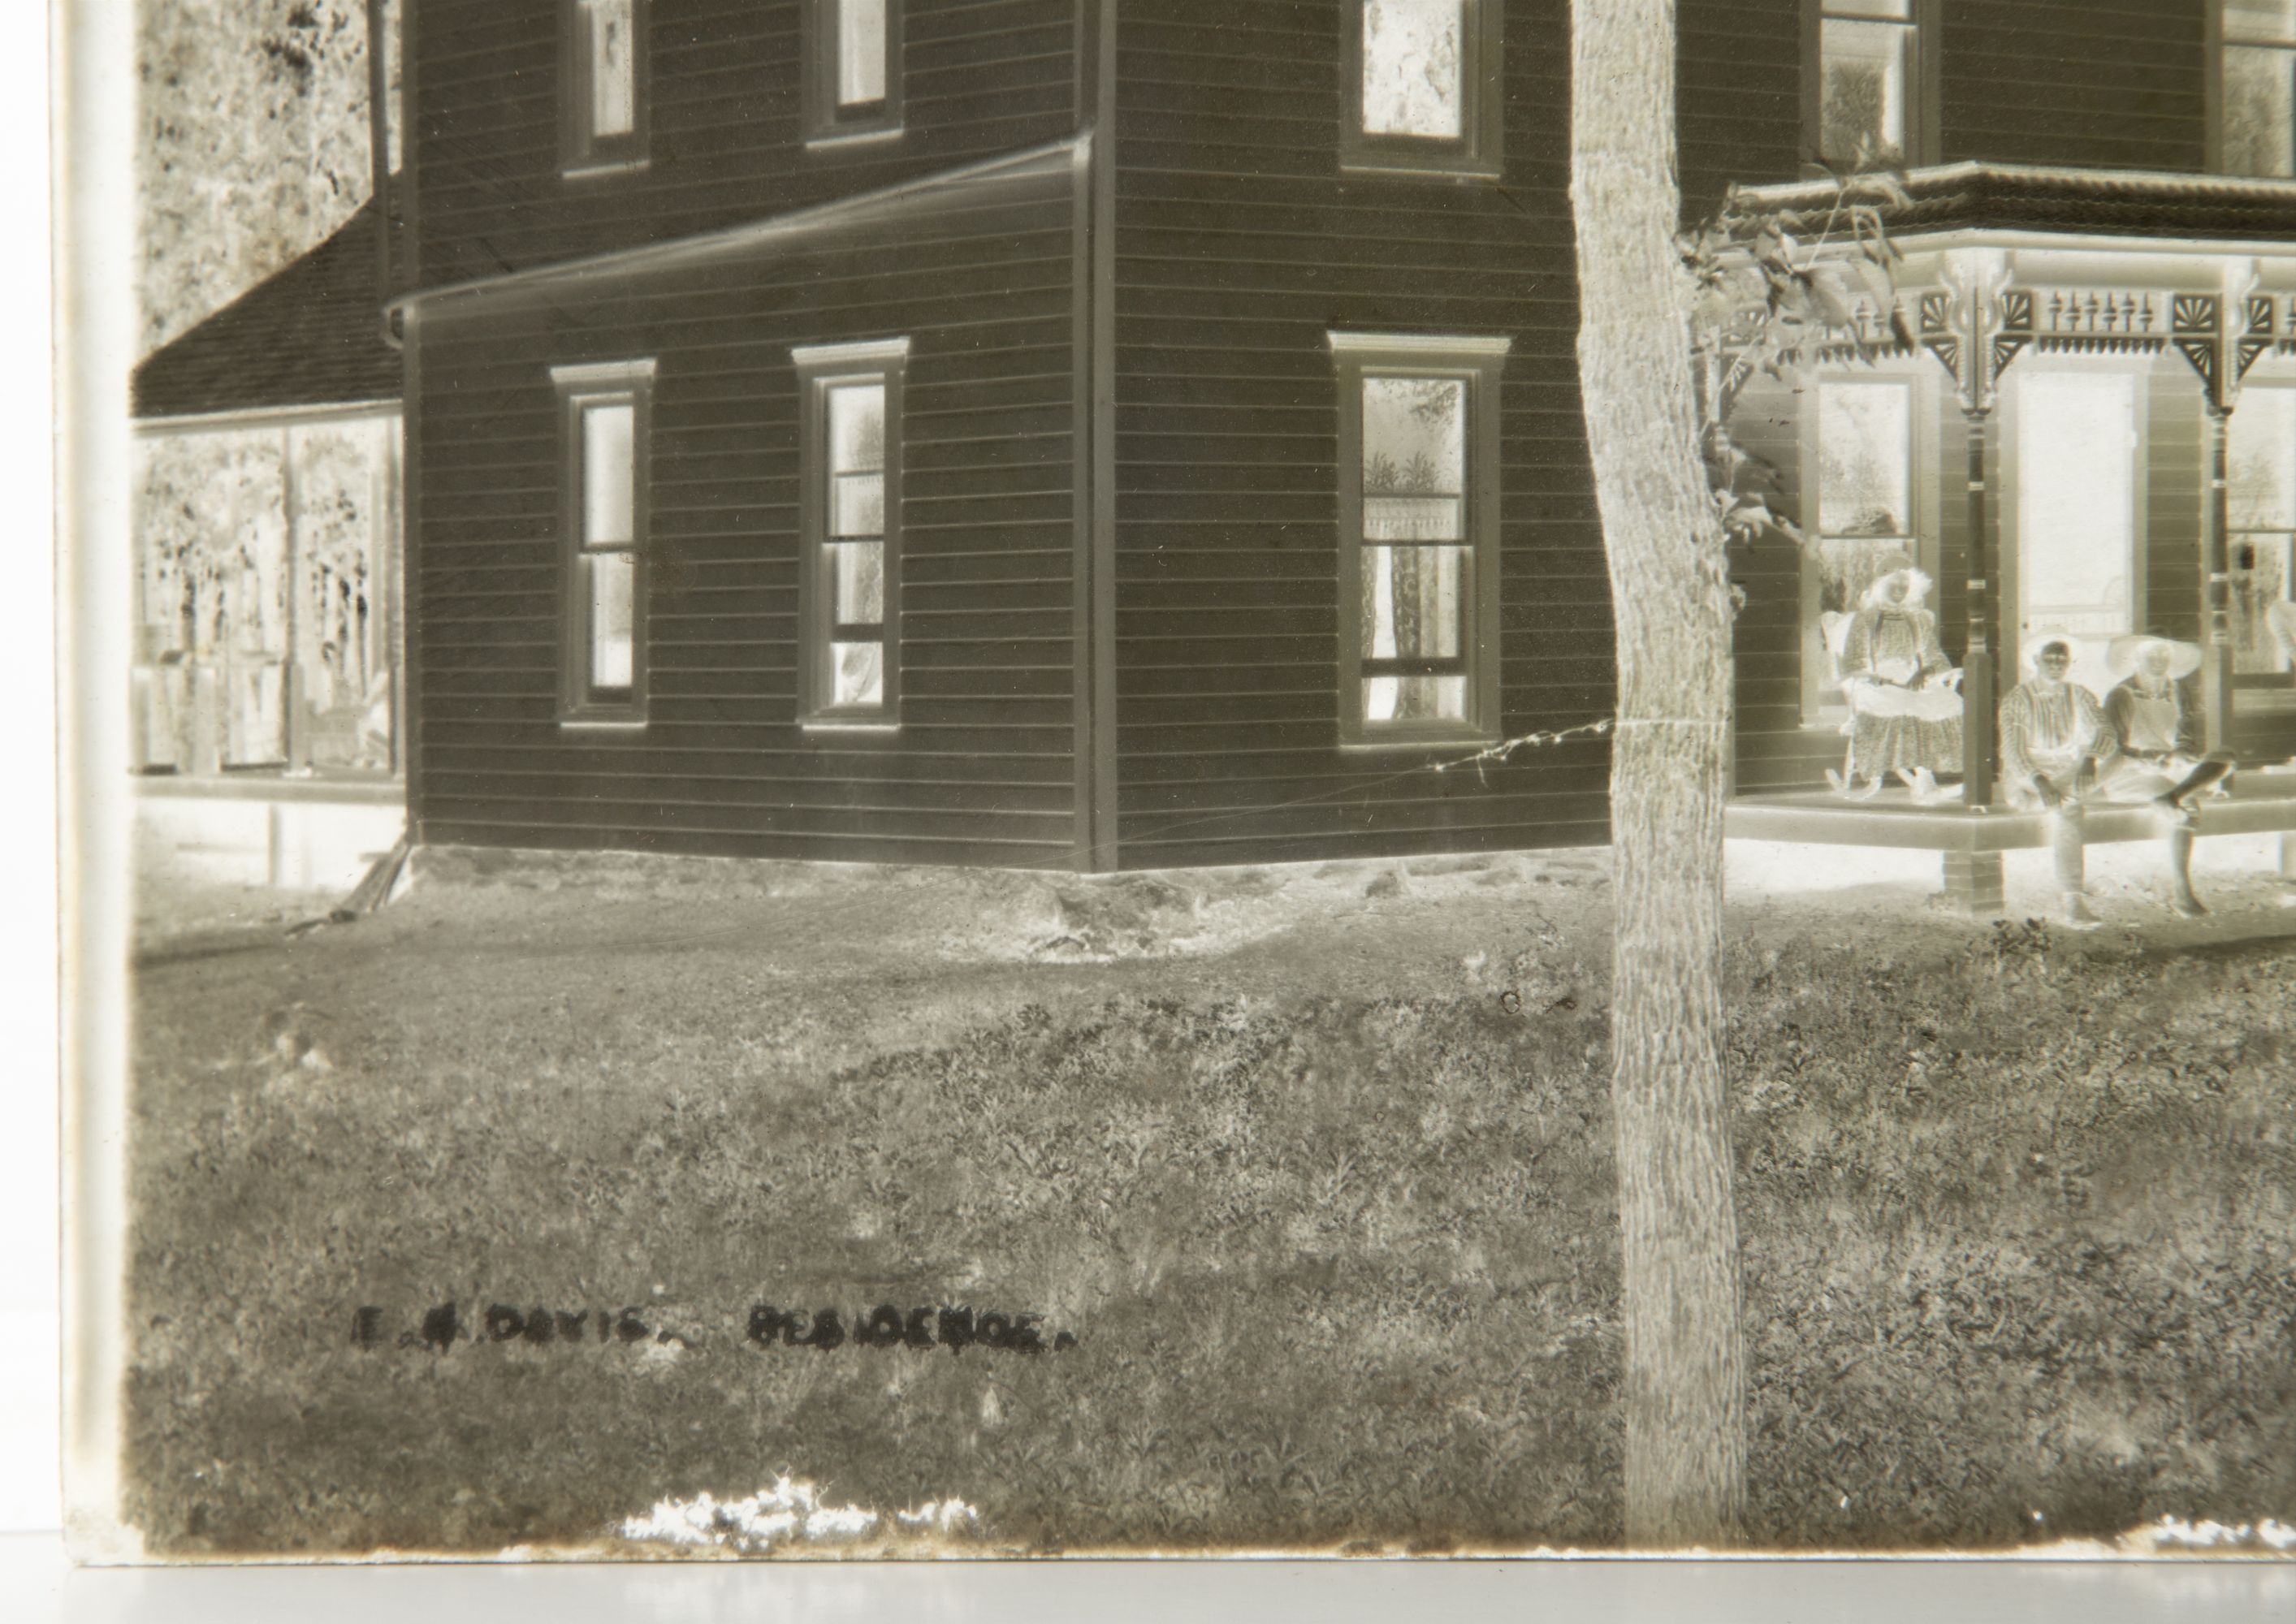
[2105,633,2203,680]
[1859,552,1928,606]
[2021,629,2080,674]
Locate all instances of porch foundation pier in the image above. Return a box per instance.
[2202,402,2236,753]
[1939,849,2006,915]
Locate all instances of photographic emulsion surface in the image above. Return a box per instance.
[67,0,2296,1566]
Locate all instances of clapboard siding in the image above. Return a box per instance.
[1723,373,1819,794]
[2147,372,2206,640]
[1678,0,1803,218]
[1109,0,1611,870]
[1939,2,2207,174]
[411,173,1081,866]
[1677,2,2216,211]
[412,0,1079,288]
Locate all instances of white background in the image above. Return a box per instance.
[11,0,62,1543]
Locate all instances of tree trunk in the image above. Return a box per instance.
[1567,0,1748,1547]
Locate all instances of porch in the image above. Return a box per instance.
[1726,767,2296,914]
[1719,164,2296,910]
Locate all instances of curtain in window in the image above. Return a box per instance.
[1360,375,1468,722]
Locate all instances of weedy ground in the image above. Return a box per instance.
[123,844,2296,1555]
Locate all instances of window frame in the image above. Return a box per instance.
[1330,331,1508,749]
[1339,0,1503,181]
[2211,1,2296,177]
[552,358,656,728]
[1797,364,1939,725]
[1996,354,2153,688]
[803,0,905,149]
[2222,374,2296,689]
[1802,0,1939,174]
[793,337,908,729]
[560,0,650,179]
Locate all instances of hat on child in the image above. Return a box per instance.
[2021,628,2080,674]
[2104,633,2203,680]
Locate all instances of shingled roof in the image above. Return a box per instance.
[1738,163,2296,248]
[133,193,402,421]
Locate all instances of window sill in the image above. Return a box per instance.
[806,123,904,153]
[560,716,648,733]
[800,718,899,734]
[1339,156,1503,184]
[563,154,651,183]
[1338,732,1501,755]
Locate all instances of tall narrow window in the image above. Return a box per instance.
[2222,1,2296,177]
[1341,1,1503,178]
[564,0,648,174]
[1332,334,1507,745]
[2228,385,2296,689]
[795,339,907,724]
[806,0,903,144]
[1811,1,1926,171]
[553,360,655,723]
[1803,374,1921,719]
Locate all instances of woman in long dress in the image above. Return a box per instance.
[1832,555,1963,801]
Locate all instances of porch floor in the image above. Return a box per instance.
[1725,763,2296,853]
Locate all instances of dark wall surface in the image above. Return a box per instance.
[410,0,1081,287]
[1678,0,1804,219]
[1677,0,2214,206]
[1938,2,2207,175]
[410,171,1083,866]
[401,0,2267,861]
[1109,0,1614,870]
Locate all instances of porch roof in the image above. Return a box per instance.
[133,192,402,423]
[1736,163,2296,253]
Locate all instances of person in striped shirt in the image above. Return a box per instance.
[1999,633,2117,926]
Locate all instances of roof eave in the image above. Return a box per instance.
[393,135,1086,321]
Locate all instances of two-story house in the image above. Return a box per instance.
[387,2,2296,886]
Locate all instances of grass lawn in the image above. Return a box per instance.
[122,844,2296,1555]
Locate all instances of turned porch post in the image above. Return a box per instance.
[1919,253,2029,914]
[1921,253,2029,814]
[2172,269,2274,754]
[1959,407,1997,807]
[2203,400,2235,752]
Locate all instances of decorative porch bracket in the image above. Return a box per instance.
[1918,250,2030,812]
[2168,262,2275,754]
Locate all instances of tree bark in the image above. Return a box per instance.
[1567,0,1748,1548]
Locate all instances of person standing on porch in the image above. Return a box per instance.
[2101,634,2236,915]
[1998,633,2118,928]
